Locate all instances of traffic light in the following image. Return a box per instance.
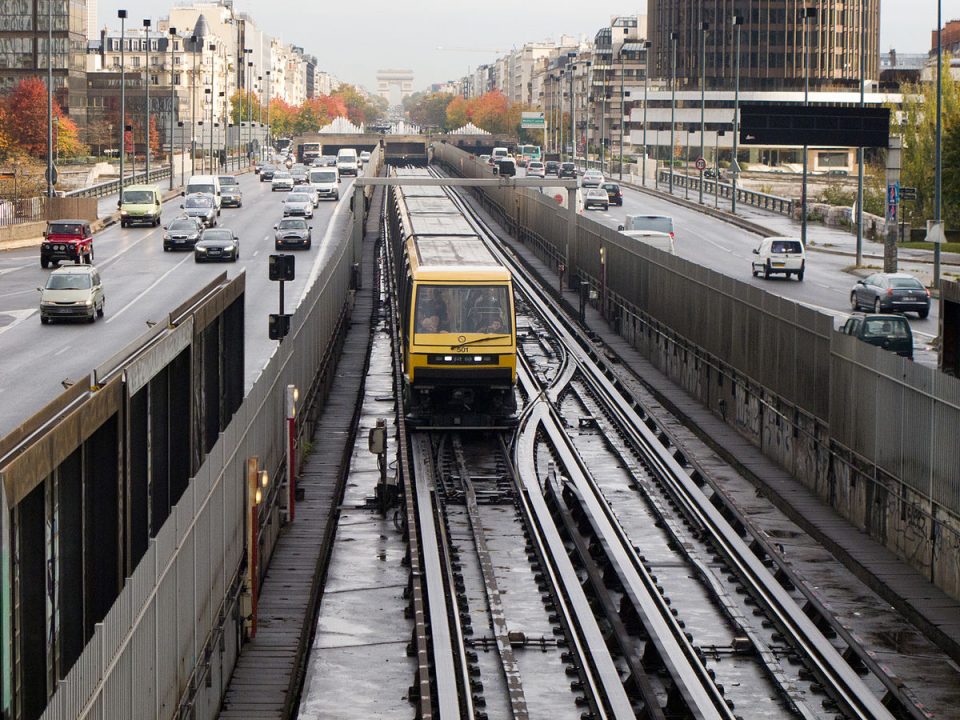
[269,253,295,281]
[269,313,290,340]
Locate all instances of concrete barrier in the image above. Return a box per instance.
[0,221,46,250]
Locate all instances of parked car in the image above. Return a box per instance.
[274,218,313,250]
[840,312,914,359]
[583,187,610,210]
[40,219,94,268]
[558,162,577,178]
[180,193,217,227]
[849,272,930,318]
[581,169,604,187]
[751,237,805,280]
[38,264,104,324]
[601,182,623,206]
[218,176,243,208]
[545,160,560,176]
[119,184,163,227]
[259,165,277,181]
[194,228,239,262]
[162,216,203,251]
[282,192,314,218]
[526,161,546,178]
[271,171,294,191]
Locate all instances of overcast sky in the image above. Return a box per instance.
[98,1,940,93]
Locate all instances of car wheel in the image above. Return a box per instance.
[918,308,929,319]
[40,316,49,325]
[797,269,804,281]
[874,298,882,313]
[751,266,758,277]
[41,257,49,269]
[306,241,312,250]
[763,263,770,280]
[120,219,126,228]
[97,302,104,318]
[194,255,202,263]
[88,311,96,323]
[88,248,94,263]
[850,292,859,310]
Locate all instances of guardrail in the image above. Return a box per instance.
[658,170,794,217]
[64,166,173,199]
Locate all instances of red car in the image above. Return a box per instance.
[40,219,94,268]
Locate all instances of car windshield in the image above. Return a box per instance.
[287,194,310,203]
[603,184,619,191]
[889,277,924,289]
[218,177,239,186]
[185,196,213,208]
[771,240,803,254]
[561,163,574,169]
[278,219,307,230]
[274,172,291,178]
[190,184,215,195]
[168,220,197,232]
[586,189,605,197]
[201,230,233,242]
[414,285,512,336]
[863,319,910,339]
[311,171,337,182]
[46,273,91,290]
[529,163,543,169]
[122,190,154,203]
[48,223,82,235]
[630,217,673,234]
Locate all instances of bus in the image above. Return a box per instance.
[516,144,541,167]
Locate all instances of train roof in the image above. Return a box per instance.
[402,196,461,214]
[407,213,476,237]
[409,235,509,281]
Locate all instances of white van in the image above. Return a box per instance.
[751,236,806,280]
[336,148,359,177]
[308,167,340,201]
[619,214,675,239]
[491,147,509,162]
[620,230,676,255]
[186,175,222,214]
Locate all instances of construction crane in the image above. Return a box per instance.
[436,46,508,54]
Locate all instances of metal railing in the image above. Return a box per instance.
[658,170,794,216]
[64,166,173,199]
[0,196,44,225]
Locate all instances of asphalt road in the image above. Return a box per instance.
[0,170,356,437]
[524,168,939,363]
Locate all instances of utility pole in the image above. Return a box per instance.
[169,27,177,190]
[934,0,943,287]
[642,41,651,186]
[119,10,128,197]
[699,14,708,204]
[669,32,678,195]
[855,0,865,265]
[144,18,151,178]
[46,0,53,197]
[731,14,743,214]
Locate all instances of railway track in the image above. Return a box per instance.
[382,166,930,719]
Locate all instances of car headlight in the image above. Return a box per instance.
[83,299,94,306]
[196,246,207,253]
[120,210,128,216]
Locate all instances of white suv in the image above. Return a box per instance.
[751,237,806,281]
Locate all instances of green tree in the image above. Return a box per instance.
[896,57,960,229]
[942,119,960,225]
[407,92,454,130]
[230,90,263,125]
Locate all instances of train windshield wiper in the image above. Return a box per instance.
[451,335,511,349]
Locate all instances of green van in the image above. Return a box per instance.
[119,184,163,227]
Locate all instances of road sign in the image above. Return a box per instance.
[900,186,917,201]
[45,165,58,185]
[695,157,706,171]
[926,221,945,244]
[739,103,890,147]
[521,111,545,129]
[729,158,742,175]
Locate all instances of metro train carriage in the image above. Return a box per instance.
[389,170,518,428]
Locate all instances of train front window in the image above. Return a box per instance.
[414,285,511,336]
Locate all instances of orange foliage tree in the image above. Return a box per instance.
[467,91,510,134]
[446,96,468,130]
[3,77,88,158]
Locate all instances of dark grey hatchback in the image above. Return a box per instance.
[850,273,930,318]
[840,312,914,359]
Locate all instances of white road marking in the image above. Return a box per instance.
[253,251,259,257]
[0,309,38,336]
[106,253,194,324]
[53,345,72,356]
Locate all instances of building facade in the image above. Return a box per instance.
[647,0,880,91]
[0,0,89,124]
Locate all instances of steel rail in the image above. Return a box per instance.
[443,172,899,720]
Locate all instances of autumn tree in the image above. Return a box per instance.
[230,90,263,125]
[0,151,46,201]
[267,98,296,138]
[85,119,114,157]
[123,114,135,155]
[5,77,63,157]
[332,84,383,126]
[407,92,454,130]
[896,60,960,229]
[446,96,468,130]
[293,95,348,134]
[467,91,510,134]
[55,114,87,159]
[0,104,12,159]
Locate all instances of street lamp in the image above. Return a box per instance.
[731,14,744,214]
[190,34,197,176]
[699,19,709,204]
[799,6,818,249]
[669,31,679,195]
[244,48,253,164]
[641,40,651,186]
[266,70,272,153]
[715,129,725,209]
[855,0,866,265]
[177,120,185,186]
[209,43,216,171]
[566,51,577,162]
[143,19,151,177]
[205,87,212,173]
[247,59,254,164]
[934,0,943,286]
[169,27,177,190]
[119,10,127,195]
[45,0,53,197]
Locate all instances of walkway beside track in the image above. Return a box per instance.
[218,192,380,719]
[468,193,960,667]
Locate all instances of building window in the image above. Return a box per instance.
[151,55,159,65]
[174,41,179,51]
[173,73,181,84]
[112,55,121,67]
[150,74,159,85]
[132,56,140,67]
[132,39,139,51]
[174,56,181,65]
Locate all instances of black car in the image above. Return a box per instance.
[840,312,914,360]
[544,160,560,176]
[274,218,312,250]
[194,228,239,262]
[850,272,930,318]
[162,216,203,251]
[290,164,309,184]
[558,162,576,178]
[601,182,623,206]
[259,165,277,182]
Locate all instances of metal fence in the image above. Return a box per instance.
[64,167,173,199]
[0,196,44,225]
[36,151,377,720]
[435,141,960,524]
[658,170,795,216]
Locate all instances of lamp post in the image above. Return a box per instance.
[168,27,176,190]
[244,49,253,164]
[144,18,151,178]
[715,129,725,209]
[190,34,197,177]
[247,59,254,164]
[205,88,212,172]
[266,70,272,153]
[618,49,625,181]
[934,0,943,286]
[119,10,127,195]
[669,31,678,195]
[209,42,217,171]
[178,120,185,186]
[855,0,865,265]
[569,65,576,163]
[799,6,818,249]
[197,119,203,174]
[45,0,53,198]
[641,40,651,186]
[731,14,743,214]
[685,124,691,200]
[221,91,227,170]
[699,18,709,204]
